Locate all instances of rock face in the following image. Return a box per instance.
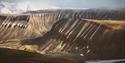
[0,9,125,62]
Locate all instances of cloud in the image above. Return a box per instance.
[0,1,60,14]
[0,1,19,14]
[16,1,61,11]
[0,0,125,14]
[0,7,12,13]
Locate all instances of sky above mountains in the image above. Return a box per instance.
[1,0,125,9]
[0,0,125,13]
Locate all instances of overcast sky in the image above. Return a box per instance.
[0,0,125,10]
